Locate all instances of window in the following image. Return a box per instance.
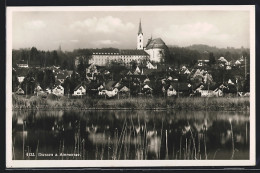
[140,39,141,42]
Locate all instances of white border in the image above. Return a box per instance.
[6,5,256,168]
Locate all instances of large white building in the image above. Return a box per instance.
[88,49,149,66]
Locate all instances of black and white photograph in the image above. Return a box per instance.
[6,5,255,167]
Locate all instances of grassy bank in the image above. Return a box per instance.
[12,94,250,111]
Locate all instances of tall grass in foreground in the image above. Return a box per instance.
[13,94,250,111]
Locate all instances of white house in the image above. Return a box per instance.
[34,85,45,96]
[167,85,177,96]
[17,76,25,83]
[52,85,64,96]
[17,60,29,68]
[73,84,86,96]
[16,87,25,95]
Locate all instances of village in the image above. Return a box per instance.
[12,54,250,100]
[12,20,250,101]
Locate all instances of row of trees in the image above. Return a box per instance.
[165,45,250,67]
[12,47,75,70]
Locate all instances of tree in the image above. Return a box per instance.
[62,77,71,95]
[243,73,250,92]
[35,70,44,87]
[30,47,39,65]
[77,60,86,82]
[70,70,80,94]
[51,51,59,66]
[61,60,69,70]
[209,52,216,67]
[21,70,36,95]
[130,60,137,70]
[12,70,19,92]
[42,70,55,89]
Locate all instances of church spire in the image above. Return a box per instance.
[138,19,143,35]
[137,19,144,50]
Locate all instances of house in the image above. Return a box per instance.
[17,76,25,83]
[146,61,157,69]
[52,85,64,96]
[15,68,29,83]
[197,60,209,67]
[73,84,86,96]
[195,83,226,97]
[142,84,153,95]
[166,84,177,96]
[234,60,241,66]
[218,57,228,64]
[212,84,227,97]
[184,69,191,75]
[119,86,130,93]
[134,66,141,75]
[34,84,45,96]
[56,73,67,84]
[17,60,29,68]
[86,64,100,80]
[16,87,25,95]
[104,81,117,91]
[144,77,150,84]
[126,71,133,75]
[46,87,52,94]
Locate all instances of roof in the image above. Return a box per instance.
[119,86,130,92]
[145,38,167,50]
[74,84,85,91]
[91,48,120,55]
[90,48,149,56]
[54,85,64,90]
[104,81,117,90]
[120,49,149,56]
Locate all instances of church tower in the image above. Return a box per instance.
[137,19,144,50]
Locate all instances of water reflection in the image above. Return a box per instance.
[12,110,249,160]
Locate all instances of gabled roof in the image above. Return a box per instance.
[143,84,153,90]
[104,81,117,90]
[54,85,64,90]
[74,84,86,91]
[119,86,130,92]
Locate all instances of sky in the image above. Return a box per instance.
[11,9,251,51]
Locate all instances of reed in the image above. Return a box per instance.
[230,118,235,160]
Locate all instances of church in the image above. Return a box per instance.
[87,20,168,66]
[137,20,168,62]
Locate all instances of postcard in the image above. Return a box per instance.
[6,5,255,168]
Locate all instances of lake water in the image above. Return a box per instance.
[12,110,249,160]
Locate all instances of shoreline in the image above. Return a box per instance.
[12,95,250,111]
